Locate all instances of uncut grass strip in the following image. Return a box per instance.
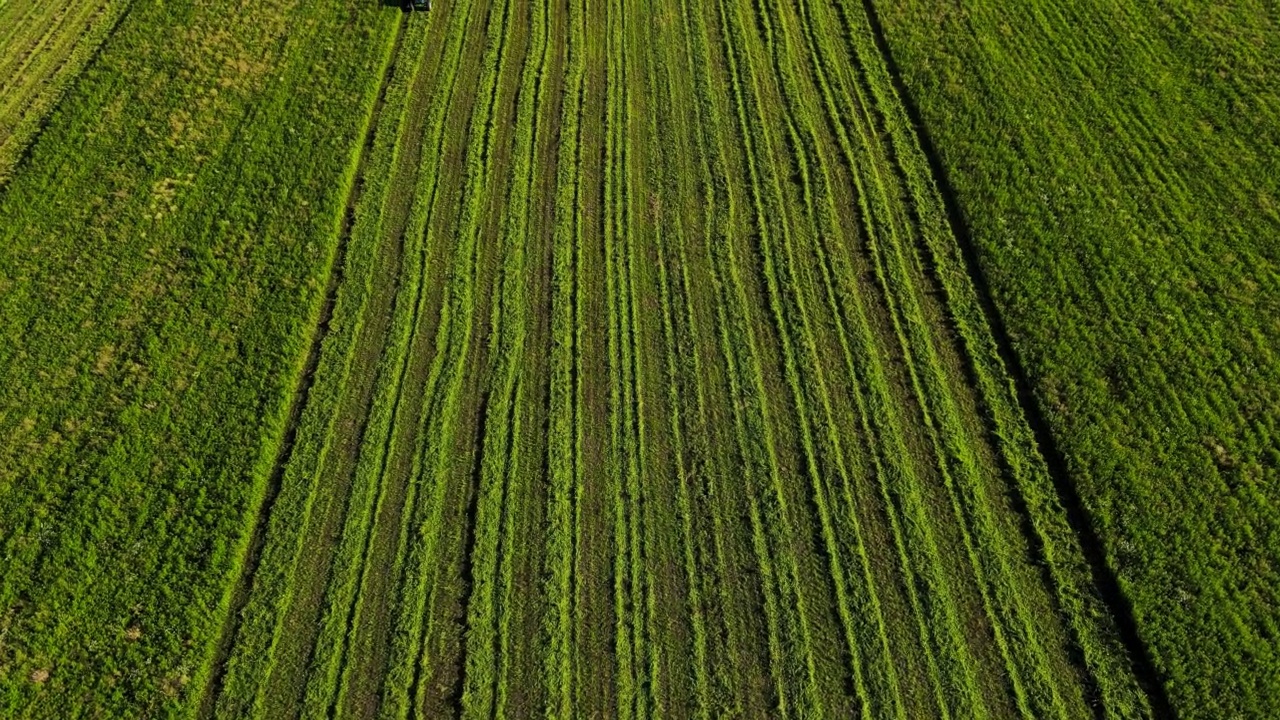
[889,148,1159,718]
[206,14,404,712]
[543,0,586,713]
[814,8,1085,710]
[5,1,399,712]
[0,2,392,711]
[846,1,1158,712]
[850,0,1167,710]
[962,0,1280,661]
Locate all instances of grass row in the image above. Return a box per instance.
[0,0,398,715]
[542,0,587,711]
[872,0,1280,714]
[456,0,555,711]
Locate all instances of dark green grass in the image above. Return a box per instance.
[873,0,1280,715]
[2,0,1248,716]
[0,0,398,714]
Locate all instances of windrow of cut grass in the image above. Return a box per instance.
[0,0,133,182]
[0,0,400,715]
[207,12,420,718]
[872,0,1280,715]
[1,0,1199,715]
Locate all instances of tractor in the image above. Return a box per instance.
[405,0,430,10]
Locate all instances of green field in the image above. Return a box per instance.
[0,0,132,183]
[0,0,1275,717]
[875,0,1280,715]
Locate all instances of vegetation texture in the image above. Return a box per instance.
[0,0,398,714]
[200,0,1153,717]
[0,0,133,183]
[3,0,1269,717]
[874,0,1280,716]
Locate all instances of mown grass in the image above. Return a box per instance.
[0,0,398,715]
[873,0,1280,715]
[1,0,1222,716]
